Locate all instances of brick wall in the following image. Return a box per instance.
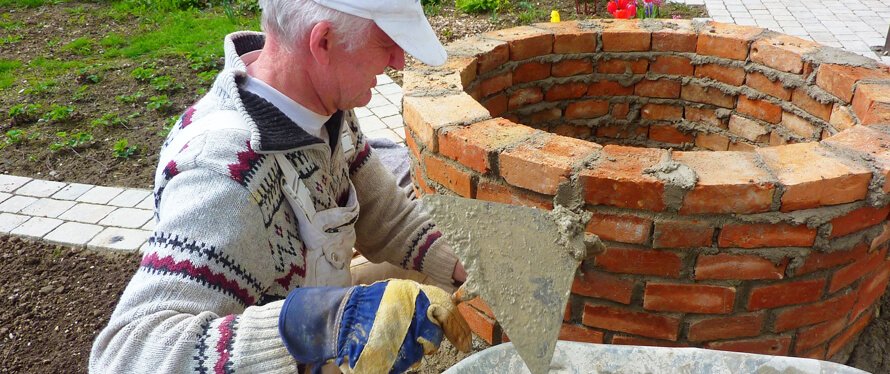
[403,19,890,362]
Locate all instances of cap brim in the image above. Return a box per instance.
[375,14,447,66]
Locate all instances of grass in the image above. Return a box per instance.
[0,59,23,89]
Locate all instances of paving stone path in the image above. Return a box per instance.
[4,0,890,251]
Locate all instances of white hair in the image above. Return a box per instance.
[259,0,373,52]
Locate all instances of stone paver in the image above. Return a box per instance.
[108,189,151,208]
[136,195,154,210]
[77,186,125,204]
[0,195,37,213]
[44,222,104,246]
[0,174,31,193]
[0,192,10,204]
[52,183,94,200]
[19,198,76,218]
[0,213,29,233]
[58,203,116,224]
[88,227,151,251]
[11,217,63,239]
[99,208,154,228]
[15,179,66,198]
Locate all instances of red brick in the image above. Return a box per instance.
[757,143,872,211]
[480,72,511,97]
[476,178,553,210]
[601,22,651,52]
[719,222,816,249]
[582,304,680,341]
[572,270,635,304]
[831,246,887,294]
[748,278,825,311]
[552,59,593,77]
[830,205,890,238]
[597,59,648,74]
[594,246,682,278]
[798,243,868,275]
[830,104,856,131]
[458,302,500,344]
[403,93,492,150]
[481,94,507,117]
[565,99,610,119]
[641,104,683,120]
[695,63,746,86]
[596,125,648,139]
[643,283,735,314]
[870,221,890,252]
[649,124,694,145]
[695,133,730,151]
[465,296,495,318]
[499,134,600,195]
[773,292,856,332]
[852,81,890,125]
[852,262,890,320]
[827,310,873,358]
[653,219,714,249]
[728,141,757,152]
[822,126,890,193]
[685,107,726,128]
[485,26,553,61]
[728,115,769,142]
[635,79,681,99]
[612,103,630,119]
[706,336,792,356]
[674,151,775,214]
[424,154,474,197]
[817,64,890,103]
[411,164,434,196]
[688,313,765,342]
[737,95,782,123]
[682,83,736,108]
[446,36,508,74]
[545,82,588,101]
[696,253,787,280]
[696,22,764,61]
[750,34,820,74]
[651,20,698,52]
[651,55,694,76]
[552,124,593,139]
[796,317,848,354]
[526,107,562,123]
[801,345,827,360]
[746,71,792,101]
[534,21,598,53]
[586,213,653,245]
[438,118,538,173]
[507,87,543,110]
[610,335,688,347]
[512,61,551,84]
[559,324,604,343]
[781,112,819,138]
[792,88,832,121]
[580,145,666,211]
[405,128,422,160]
[588,80,635,96]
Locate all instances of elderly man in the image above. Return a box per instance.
[90,0,472,372]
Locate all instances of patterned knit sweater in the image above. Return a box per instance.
[89,31,458,373]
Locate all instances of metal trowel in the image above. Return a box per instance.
[423,195,605,374]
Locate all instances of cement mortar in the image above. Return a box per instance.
[803,46,881,69]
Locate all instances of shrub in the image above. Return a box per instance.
[456,0,508,13]
[112,138,138,158]
[42,104,75,123]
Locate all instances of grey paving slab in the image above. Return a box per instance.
[51,183,93,200]
[15,179,66,198]
[141,218,157,231]
[88,227,151,252]
[365,128,404,144]
[108,189,152,208]
[0,213,29,234]
[358,116,388,133]
[44,222,103,246]
[370,105,400,118]
[11,217,63,239]
[0,174,31,193]
[354,107,374,118]
[98,207,153,229]
[135,195,154,210]
[0,192,10,204]
[0,195,37,213]
[365,95,391,109]
[76,186,125,204]
[19,198,76,218]
[381,115,404,129]
[58,203,117,224]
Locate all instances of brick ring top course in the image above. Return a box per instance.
[403,19,890,214]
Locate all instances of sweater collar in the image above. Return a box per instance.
[218,31,343,153]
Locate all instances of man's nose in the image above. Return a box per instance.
[388,46,406,71]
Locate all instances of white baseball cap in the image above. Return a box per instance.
[312,0,447,66]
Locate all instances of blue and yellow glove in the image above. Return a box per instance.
[279,279,472,373]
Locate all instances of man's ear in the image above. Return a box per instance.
[308,21,333,66]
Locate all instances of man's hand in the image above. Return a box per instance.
[279,280,471,373]
[452,261,467,285]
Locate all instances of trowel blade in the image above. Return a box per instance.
[423,195,585,374]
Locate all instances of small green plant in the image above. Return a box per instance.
[456,0,508,13]
[22,79,57,96]
[130,66,156,82]
[159,115,178,137]
[5,129,25,144]
[8,103,41,124]
[0,34,23,46]
[196,69,218,85]
[77,67,101,84]
[72,85,90,101]
[91,113,128,128]
[61,37,94,56]
[50,131,93,151]
[147,95,172,112]
[515,1,545,24]
[41,104,75,123]
[112,138,138,158]
[423,1,442,17]
[187,52,220,72]
[150,75,183,92]
[116,91,145,104]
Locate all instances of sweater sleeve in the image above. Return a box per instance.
[346,114,459,288]
[89,168,298,374]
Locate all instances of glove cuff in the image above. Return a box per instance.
[278,286,353,364]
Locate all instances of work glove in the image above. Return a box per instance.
[279,279,472,373]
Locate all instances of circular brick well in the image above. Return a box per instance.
[403,20,890,361]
